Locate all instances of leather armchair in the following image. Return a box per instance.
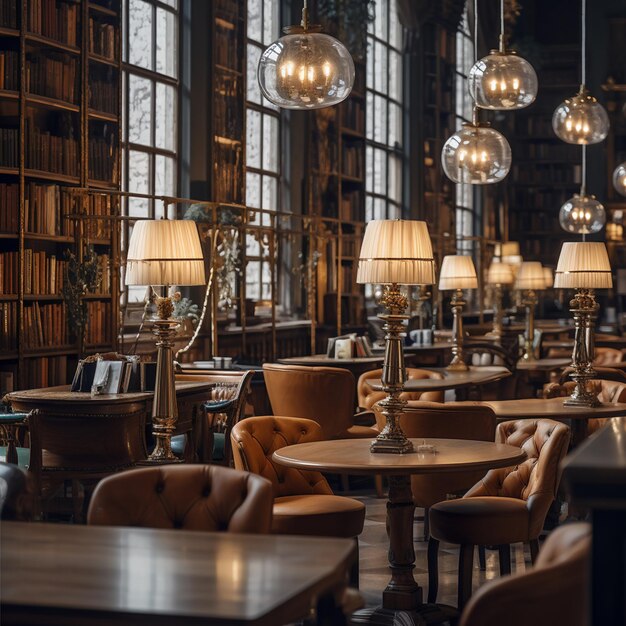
[460,523,591,626]
[230,416,365,539]
[357,368,444,410]
[87,464,273,534]
[263,364,379,440]
[428,419,570,610]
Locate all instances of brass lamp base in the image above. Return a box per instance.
[519,289,537,363]
[147,296,182,463]
[446,289,468,371]
[371,285,414,455]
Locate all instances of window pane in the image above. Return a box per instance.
[263,0,278,45]
[129,0,153,70]
[388,154,401,203]
[374,0,388,40]
[246,171,261,208]
[365,145,373,193]
[128,74,152,146]
[155,82,177,151]
[262,175,277,211]
[389,50,402,102]
[366,90,374,139]
[373,148,386,194]
[156,8,178,78]
[246,261,261,299]
[374,40,387,93]
[246,109,261,168]
[373,95,387,144]
[247,44,262,104]
[389,0,402,50]
[155,154,176,198]
[366,35,374,87]
[389,102,401,147]
[263,114,279,173]
[128,150,150,217]
[247,0,262,43]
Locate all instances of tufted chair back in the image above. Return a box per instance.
[230,416,333,499]
[87,464,273,533]
[593,347,623,365]
[465,419,570,538]
[357,368,444,410]
[263,364,356,439]
[544,379,626,404]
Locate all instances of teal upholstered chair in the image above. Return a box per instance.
[0,411,30,468]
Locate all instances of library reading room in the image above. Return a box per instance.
[1,0,626,624]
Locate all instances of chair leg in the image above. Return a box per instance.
[529,538,540,564]
[427,537,440,604]
[374,474,384,498]
[349,537,360,589]
[340,474,350,492]
[423,506,430,541]
[478,545,486,571]
[458,544,475,611]
[498,544,511,575]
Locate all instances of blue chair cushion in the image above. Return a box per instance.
[0,446,30,468]
[170,433,225,462]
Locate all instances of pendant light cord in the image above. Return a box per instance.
[581,0,586,86]
[474,0,478,65]
[500,0,505,50]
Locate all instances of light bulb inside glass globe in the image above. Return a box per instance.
[552,86,610,144]
[469,50,538,110]
[441,122,512,184]
[258,30,354,110]
[613,162,626,197]
[559,193,606,235]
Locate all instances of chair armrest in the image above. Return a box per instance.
[353,410,376,427]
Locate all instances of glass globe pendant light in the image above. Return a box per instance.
[613,162,626,197]
[442,0,511,184]
[552,0,609,144]
[469,0,538,110]
[442,108,512,184]
[559,146,606,236]
[257,0,355,110]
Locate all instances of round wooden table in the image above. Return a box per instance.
[366,366,511,393]
[515,357,571,371]
[449,396,626,446]
[273,438,526,625]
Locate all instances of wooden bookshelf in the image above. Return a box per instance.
[0,0,121,392]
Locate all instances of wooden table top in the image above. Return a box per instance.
[449,397,626,420]
[5,381,212,406]
[367,366,511,392]
[516,358,571,371]
[1,522,355,626]
[277,355,385,366]
[273,438,526,476]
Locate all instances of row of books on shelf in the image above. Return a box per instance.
[0,251,19,294]
[0,127,18,168]
[214,18,241,71]
[215,0,241,20]
[24,301,68,348]
[85,300,111,345]
[23,249,68,296]
[88,134,118,182]
[514,142,580,161]
[341,100,365,135]
[89,17,118,61]
[0,51,18,92]
[22,355,69,389]
[509,188,576,211]
[341,145,363,179]
[510,163,581,185]
[326,333,373,358]
[25,120,79,176]
[422,25,455,63]
[424,76,453,110]
[92,254,111,294]
[89,72,118,115]
[0,0,17,29]
[510,213,559,233]
[0,302,18,350]
[0,183,19,232]
[28,0,80,48]
[83,194,114,239]
[214,76,242,140]
[214,143,243,203]
[27,55,79,104]
[339,190,362,222]
[24,183,75,236]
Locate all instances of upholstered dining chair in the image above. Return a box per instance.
[459,522,591,626]
[0,462,32,521]
[262,364,379,440]
[427,418,570,610]
[87,464,273,533]
[371,401,496,538]
[357,368,445,410]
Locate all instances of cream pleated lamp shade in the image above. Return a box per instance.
[515,261,546,290]
[554,242,613,289]
[438,255,478,290]
[543,266,554,288]
[487,261,514,285]
[125,219,206,286]
[356,219,435,285]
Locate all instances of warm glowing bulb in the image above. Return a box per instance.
[559,193,606,234]
[613,162,626,197]
[553,87,610,144]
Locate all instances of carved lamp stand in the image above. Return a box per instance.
[356,219,435,454]
[554,242,613,408]
[125,219,206,462]
[439,255,478,372]
[515,262,546,362]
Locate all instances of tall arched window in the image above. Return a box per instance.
[365,0,404,221]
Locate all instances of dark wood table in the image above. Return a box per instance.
[273,438,526,625]
[277,354,385,380]
[0,521,356,626]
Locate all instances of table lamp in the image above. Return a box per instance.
[501,241,523,271]
[486,260,514,339]
[554,241,613,407]
[357,219,435,454]
[126,219,206,461]
[515,261,546,362]
[543,266,554,289]
[438,255,478,370]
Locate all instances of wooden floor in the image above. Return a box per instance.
[355,492,533,610]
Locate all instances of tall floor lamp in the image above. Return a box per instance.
[356,219,435,454]
[554,242,613,407]
[486,260,514,339]
[438,255,478,371]
[126,219,206,461]
[516,261,546,362]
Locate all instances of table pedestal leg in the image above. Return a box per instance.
[351,475,457,626]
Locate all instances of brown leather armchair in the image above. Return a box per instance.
[460,523,591,626]
[372,401,496,538]
[428,418,570,610]
[230,416,365,539]
[262,364,379,440]
[87,464,273,533]
[357,368,444,410]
